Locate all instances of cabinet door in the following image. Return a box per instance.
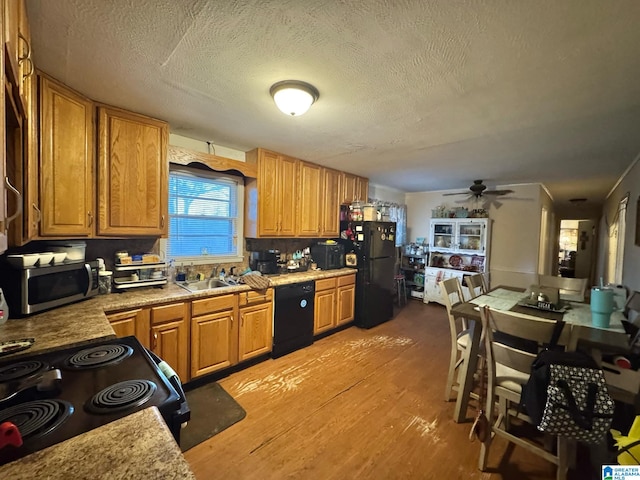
[0,3,7,254]
[430,220,456,252]
[238,302,273,362]
[297,161,322,236]
[277,154,297,236]
[150,302,189,381]
[257,150,280,236]
[341,172,357,204]
[320,168,340,237]
[3,0,20,93]
[337,283,355,326]
[314,288,336,334]
[106,308,150,349]
[22,52,38,241]
[456,220,487,254]
[97,106,168,236]
[40,76,95,236]
[355,176,368,203]
[191,310,236,378]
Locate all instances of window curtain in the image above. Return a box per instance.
[369,198,407,247]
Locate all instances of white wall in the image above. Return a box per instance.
[368,183,406,204]
[406,184,545,289]
[598,155,640,292]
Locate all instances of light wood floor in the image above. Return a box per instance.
[184,300,594,479]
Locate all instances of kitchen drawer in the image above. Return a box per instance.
[151,302,187,325]
[192,294,237,316]
[316,278,337,291]
[238,288,273,307]
[337,274,355,287]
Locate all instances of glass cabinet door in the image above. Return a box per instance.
[430,220,456,251]
[456,221,485,253]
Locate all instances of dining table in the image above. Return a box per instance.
[449,286,631,423]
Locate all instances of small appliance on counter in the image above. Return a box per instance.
[249,250,280,274]
[310,242,344,270]
[0,259,100,317]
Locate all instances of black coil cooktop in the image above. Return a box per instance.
[0,336,182,465]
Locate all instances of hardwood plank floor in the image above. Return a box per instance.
[184,301,598,479]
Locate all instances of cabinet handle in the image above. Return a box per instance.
[153,332,158,349]
[5,177,23,227]
[87,211,93,226]
[161,215,165,228]
[32,203,41,223]
[18,33,31,60]
[21,57,34,79]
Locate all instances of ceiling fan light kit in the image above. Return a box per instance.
[443,179,514,199]
[270,80,319,116]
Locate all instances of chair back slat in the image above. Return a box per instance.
[537,274,588,302]
[466,273,487,299]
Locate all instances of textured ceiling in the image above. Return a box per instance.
[26,0,640,211]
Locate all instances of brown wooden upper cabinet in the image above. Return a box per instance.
[297,161,322,236]
[97,106,168,236]
[340,172,369,205]
[3,0,38,248]
[39,76,95,237]
[245,148,297,237]
[320,167,341,237]
[246,148,358,238]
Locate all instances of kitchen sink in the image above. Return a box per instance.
[177,279,231,293]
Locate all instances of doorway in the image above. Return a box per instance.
[558,219,595,282]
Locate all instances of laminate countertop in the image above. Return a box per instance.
[0,407,196,480]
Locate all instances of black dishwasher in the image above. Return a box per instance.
[272,281,315,358]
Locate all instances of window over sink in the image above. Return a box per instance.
[160,165,244,264]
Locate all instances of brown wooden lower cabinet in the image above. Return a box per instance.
[105,308,150,349]
[315,274,356,334]
[238,289,273,362]
[150,302,189,382]
[314,278,337,334]
[104,279,353,382]
[190,294,238,378]
[337,274,356,326]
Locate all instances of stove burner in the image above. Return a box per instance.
[0,400,73,439]
[66,344,133,369]
[87,380,156,413]
[0,360,48,383]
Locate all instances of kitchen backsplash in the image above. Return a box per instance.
[6,236,339,280]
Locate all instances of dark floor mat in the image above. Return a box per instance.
[180,382,246,452]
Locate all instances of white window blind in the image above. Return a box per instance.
[167,167,239,258]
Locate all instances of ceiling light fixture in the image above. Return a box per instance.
[270,80,319,116]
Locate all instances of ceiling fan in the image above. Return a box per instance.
[443,180,514,199]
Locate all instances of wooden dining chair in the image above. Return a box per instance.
[465,273,487,299]
[440,277,471,402]
[538,274,588,303]
[478,306,573,480]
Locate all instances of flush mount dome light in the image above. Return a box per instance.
[270,80,319,116]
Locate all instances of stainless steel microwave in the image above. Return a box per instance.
[1,261,99,317]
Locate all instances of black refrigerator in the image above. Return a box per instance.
[340,220,397,328]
